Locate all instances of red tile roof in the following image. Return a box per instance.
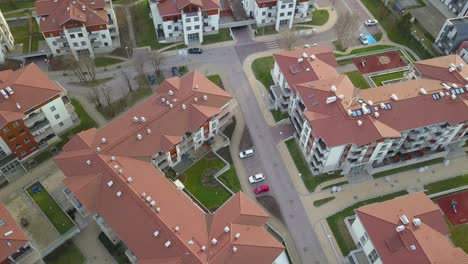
[457,41,468,55]
[0,202,29,262]
[54,71,283,263]
[0,63,64,128]
[355,192,468,264]
[35,0,108,32]
[413,55,468,84]
[158,0,219,16]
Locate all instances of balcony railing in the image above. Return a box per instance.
[29,118,50,133]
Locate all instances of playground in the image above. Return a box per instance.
[435,190,468,226]
[352,51,407,74]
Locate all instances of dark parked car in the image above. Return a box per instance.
[188,48,203,54]
[171,67,181,77]
[147,74,157,85]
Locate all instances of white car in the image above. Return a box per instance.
[365,19,378,26]
[249,174,265,184]
[239,149,254,159]
[358,34,369,45]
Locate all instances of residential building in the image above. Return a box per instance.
[150,0,220,45]
[439,0,468,17]
[347,192,468,264]
[273,47,468,178]
[242,0,312,31]
[0,11,14,64]
[0,63,75,183]
[434,16,468,54]
[54,71,286,263]
[456,40,468,62]
[34,0,120,59]
[0,202,33,264]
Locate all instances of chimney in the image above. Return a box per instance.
[357,120,363,126]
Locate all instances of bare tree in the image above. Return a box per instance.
[379,0,395,18]
[279,29,301,51]
[121,70,134,92]
[133,52,146,80]
[88,86,102,108]
[101,85,113,106]
[64,56,88,83]
[150,50,165,75]
[335,11,360,50]
[83,58,97,81]
[119,86,128,109]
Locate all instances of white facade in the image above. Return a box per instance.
[0,11,14,64]
[40,96,73,135]
[458,47,468,62]
[440,0,468,16]
[350,216,382,264]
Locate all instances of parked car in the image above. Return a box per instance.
[239,149,254,159]
[365,19,378,26]
[249,173,265,184]
[358,34,369,45]
[188,48,203,54]
[147,74,157,85]
[171,67,181,77]
[254,184,269,194]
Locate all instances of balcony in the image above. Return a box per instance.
[24,111,45,127]
[29,118,50,134]
[63,187,89,217]
[184,12,199,17]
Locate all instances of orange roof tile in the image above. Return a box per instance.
[0,203,29,262]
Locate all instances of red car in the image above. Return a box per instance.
[254,184,270,194]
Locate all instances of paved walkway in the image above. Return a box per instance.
[73,95,108,127]
[73,221,117,264]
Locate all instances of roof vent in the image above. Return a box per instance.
[165,241,171,247]
[357,120,363,126]
[302,52,308,58]
[86,160,91,165]
[452,94,457,100]
[458,63,464,70]
[6,242,11,247]
[165,100,170,106]
[379,103,386,108]
[232,246,238,253]
[298,58,304,63]
[113,165,119,169]
[15,103,21,110]
[188,240,194,245]
[181,104,187,110]
[194,97,198,102]
[169,104,174,108]
[203,95,208,101]
[400,215,410,225]
[140,117,146,122]
[5,87,13,95]
[450,63,456,68]
[391,94,398,101]
[118,169,123,174]
[367,100,373,105]
[91,1,95,4]
[96,147,101,152]
[224,226,230,233]
[111,156,116,161]
[146,196,152,202]
[413,218,422,226]
[439,91,445,96]
[234,233,240,239]
[133,116,139,123]
[137,134,143,140]
[374,112,380,118]
[306,68,310,72]
[175,226,180,232]
[211,238,218,245]
[453,83,458,88]
[141,192,147,197]
[162,97,166,103]
[449,66,456,72]
[419,88,427,95]
[41,17,45,21]
[107,181,113,187]
[330,85,337,92]
[310,54,316,60]
[409,245,416,251]
[150,200,156,206]
[168,90,174,96]
[337,94,344,100]
[3,231,12,237]
[147,129,152,134]
[304,44,310,48]
[326,96,337,104]
[442,83,451,90]
[127,177,133,183]
[0,90,9,99]
[101,138,107,144]
[201,246,206,251]
[347,109,352,115]
[396,225,405,232]
[156,207,161,212]
[194,84,199,89]
[153,231,159,237]
[81,5,86,10]
[116,191,122,197]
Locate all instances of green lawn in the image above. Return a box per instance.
[132,2,171,49]
[448,220,468,254]
[252,56,274,89]
[308,9,330,26]
[0,0,34,12]
[183,156,232,209]
[327,190,408,256]
[207,75,224,89]
[313,196,335,207]
[99,87,153,119]
[3,9,32,18]
[44,241,85,264]
[94,57,124,68]
[373,33,383,42]
[425,174,468,195]
[372,158,445,178]
[179,66,188,76]
[284,138,344,192]
[345,71,370,89]
[371,71,407,86]
[70,77,113,87]
[218,166,241,193]
[27,183,75,235]
[255,25,277,36]
[271,110,289,122]
[335,45,396,58]
[202,28,232,45]
[10,19,43,53]
[321,181,348,190]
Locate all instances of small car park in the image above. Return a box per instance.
[253,184,270,194]
[358,34,369,45]
[249,174,265,184]
[239,149,254,159]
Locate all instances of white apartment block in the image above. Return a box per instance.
[35,0,120,60]
[0,11,13,64]
[439,0,468,16]
[243,0,312,31]
[150,0,220,45]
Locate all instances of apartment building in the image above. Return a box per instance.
[0,11,14,64]
[54,71,287,263]
[434,16,468,54]
[35,0,120,60]
[0,63,75,182]
[150,0,220,45]
[0,202,33,264]
[242,0,312,31]
[439,0,468,17]
[347,192,468,264]
[273,47,468,177]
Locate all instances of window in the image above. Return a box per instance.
[13,121,20,127]
[261,19,265,23]
[59,122,64,127]
[287,11,292,15]
[169,33,173,37]
[8,136,16,141]
[262,11,266,15]
[104,42,108,46]
[73,42,78,47]
[195,25,200,29]
[2,127,9,133]
[280,13,284,17]
[70,34,76,39]
[288,3,293,7]
[167,25,172,29]
[78,33,83,37]
[187,26,191,30]
[49,33,54,37]
[15,143,20,149]
[50,106,56,112]
[24,137,30,143]
[52,41,57,46]
[81,41,86,46]
[281,4,285,8]
[19,129,25,135]
[360,235,367,245]
[432,93,442,100]
[20,150,26,156]
[368,249,379,263]
[186,18,191,23]
[101,34,106,38]
[54,114,60,119]
[194,17,199,22]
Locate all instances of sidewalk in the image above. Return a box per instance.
[73,94,108,127]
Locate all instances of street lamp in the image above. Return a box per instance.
[125,46,130,58]
[44,59,51,71]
